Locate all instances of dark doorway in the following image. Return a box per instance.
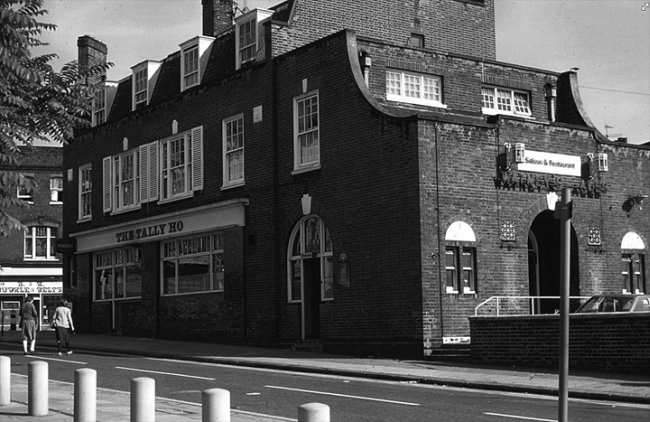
[302,258,321,339]
[529,210,580,313]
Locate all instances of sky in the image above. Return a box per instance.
[36,0,650,144]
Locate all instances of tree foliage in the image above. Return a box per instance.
[0,0,110,236]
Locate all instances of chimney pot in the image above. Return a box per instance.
[202,0,234,37]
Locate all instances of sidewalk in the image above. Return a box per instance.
[1,329,649,421]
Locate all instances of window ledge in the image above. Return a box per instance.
[292,164,322,176]
[387,94,448,109]
[23,258,59,262]
[110,205,142,216]
[50,201,63,205]
[161,290,224,298]
[158,192,194,205]
[76,217,92,224]
[482,108,533,119]
[221,181,245,191]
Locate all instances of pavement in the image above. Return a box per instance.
[0,329,649,421]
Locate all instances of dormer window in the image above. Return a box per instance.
[180,36,215,91]
[92,81,117,127]
[94,88,106,125]
[234,8,273,70]
[183,46,199,88]
[134,68,148,108]
[131,61,162,111]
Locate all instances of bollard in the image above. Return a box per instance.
[131,377,155,422]
[0,356,10,405]
[74,368,97,422]
[298,403,330,422]
[202,388,230,422]
[28,360,48,416]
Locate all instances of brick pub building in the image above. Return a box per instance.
[62,0,649,357]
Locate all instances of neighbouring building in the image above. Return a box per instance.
[0,140,64,331]
[61,0,649,357]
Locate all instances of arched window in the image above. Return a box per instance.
[287,215,333,302]
[621,232,646,294]
[445,221,477,294]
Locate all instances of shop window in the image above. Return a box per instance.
[293,91,320,172]
[94,246,142,301]
[50,176,63,203]
[161,233,224,296]
[222,114,245,188]
[24,226,58,260]
[287,216,334,302]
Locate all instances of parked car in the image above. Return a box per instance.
[574,294,650,313]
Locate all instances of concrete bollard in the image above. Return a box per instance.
[0,356,10,406]
[74,368,97,422]
[28,360,48,416]
[202,388,230,422]
[298,403,330,422]
[131,377,155,422]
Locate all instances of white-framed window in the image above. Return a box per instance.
[133,67,148,109]
[79,164,92,221]
[161,233,224,296]
[112,150,140,212]
[93,87,106,126]
[239,18,256,65]
[386,70,445,107]
[50,176,63,203]
[293,91,320,171]
[183,45,199,89]
[94,246,142,301]
[161,134,192,201]
[622,253,646,294]
[222,114,245,188]
[24,226,57,260]
[17,175,34,203]
[445,246,477,294]
[287,215,334,303]
[482,86,531,116]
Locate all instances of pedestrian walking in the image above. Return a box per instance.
[52,299,75,355]
[19,295,38,355]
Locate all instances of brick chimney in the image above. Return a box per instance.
[202,0,235,37]
[77,35,107,85]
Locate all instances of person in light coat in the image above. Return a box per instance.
[52,299,75,355]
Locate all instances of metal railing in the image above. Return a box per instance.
[474,296,591,316]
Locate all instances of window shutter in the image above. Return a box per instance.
[102,156,112,213]
[139,144,149,203]
[149,141,159,201]
[191,126,204,191]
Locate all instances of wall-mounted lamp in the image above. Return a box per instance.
[514,143,525,163]
[359,51,372,86]
[628,194,648,210]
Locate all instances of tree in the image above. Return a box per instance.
[0,0,109,236]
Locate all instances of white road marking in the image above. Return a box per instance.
[26,356,87,364]
[484,413,556,421]
[115,366,215,380]
[265,385,420,406]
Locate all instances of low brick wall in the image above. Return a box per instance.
[469,313,650,371]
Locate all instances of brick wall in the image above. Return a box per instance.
[470,314,650,371]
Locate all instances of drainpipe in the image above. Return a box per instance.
[545,83,557,123]
[434,121,445,345]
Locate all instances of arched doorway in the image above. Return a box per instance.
[528,210,580,313]
[287,215,334,340]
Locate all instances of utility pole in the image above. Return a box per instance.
[555,187,572,422]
